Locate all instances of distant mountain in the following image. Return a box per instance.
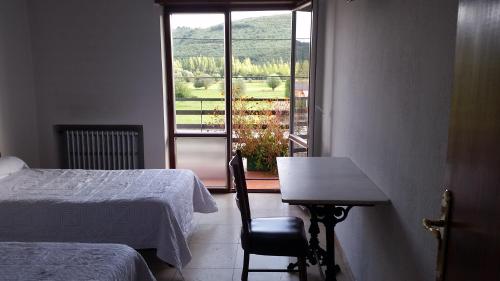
[172,14,310,64]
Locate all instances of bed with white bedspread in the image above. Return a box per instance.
[0,167,218,268]
[0,242,156,281]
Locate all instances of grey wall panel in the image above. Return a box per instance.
[317,0,459,280]
[28,0,166,168]
[0,0,39,166]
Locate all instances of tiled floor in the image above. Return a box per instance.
[143,193,354,281]
[245,171,280,190]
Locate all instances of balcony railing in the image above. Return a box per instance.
[175,97,307,131]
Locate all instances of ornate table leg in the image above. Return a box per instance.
[287,210,324,271]
[307,206,326,265]
[307,205,353,281]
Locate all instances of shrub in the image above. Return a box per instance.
[212,74,222,82]
[219,78,246,98]
[181,70,194,82]
[232,78,246,98]
[193,73,214,90]
[266,74,282,91]
[175,81,192,98]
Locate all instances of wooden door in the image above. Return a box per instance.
[443,0,500,280]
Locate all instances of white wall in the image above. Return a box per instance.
[28,0,166,168]
[0,0,39,166]
[315,0,458,280]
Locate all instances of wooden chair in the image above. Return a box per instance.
[229,150,308,281]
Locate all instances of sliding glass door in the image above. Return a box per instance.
[231,11,292,191]
[162,5,314,191]
[164,12,230,190]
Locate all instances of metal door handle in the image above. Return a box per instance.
[422,189,452,281]
[422,218,445,239]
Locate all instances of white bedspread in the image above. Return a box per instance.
[0,169,217,268]
[0,242,156,281]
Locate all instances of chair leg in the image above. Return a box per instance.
[298,256,307,281]
[241,251,249,281]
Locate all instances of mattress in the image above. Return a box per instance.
[0,169,218,268]
[0,242,156,281]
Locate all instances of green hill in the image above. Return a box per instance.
[172,14,309,64]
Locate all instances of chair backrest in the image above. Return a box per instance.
[229,150,251,234]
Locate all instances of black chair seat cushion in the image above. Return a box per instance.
[242,216,308,257]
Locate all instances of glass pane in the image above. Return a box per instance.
[293,11,312,148]
[231,11,292,100]
[176,137,226,188]
[171,14,226,133]
[231,11,291,190]
[290,142,308,157]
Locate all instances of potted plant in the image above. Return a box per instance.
[233,99,289,173]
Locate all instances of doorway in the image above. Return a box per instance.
[162,6,314,192]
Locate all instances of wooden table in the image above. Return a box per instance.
[277,157,390,281]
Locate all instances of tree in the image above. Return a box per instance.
[219,77,246,98]
[232,78,246,98]
[193,73,214,90]
[175,81,192,98]
[296,60,310,78]
[181,70,194,82]
[266,74,282,91]
[284,78,291,98]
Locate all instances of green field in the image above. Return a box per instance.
[176,80,289,126]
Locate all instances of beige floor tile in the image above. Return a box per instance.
[233,262,350,281]
[232,268,299,281]
[249,207,308,219]
[248,193,286,210]
[173,268,234,281]
[249,208,286,218]
[213,194,238,210]
[305,264,353,281]
[195,209,242,225]
[233,247,295,269]
[154,266,178,281]
[139,250,177,281]
[186,243,239,269]
[189,223,241,244]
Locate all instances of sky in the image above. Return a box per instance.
[171,11,311,40]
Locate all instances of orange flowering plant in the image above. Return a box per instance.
[232,99,289,173]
